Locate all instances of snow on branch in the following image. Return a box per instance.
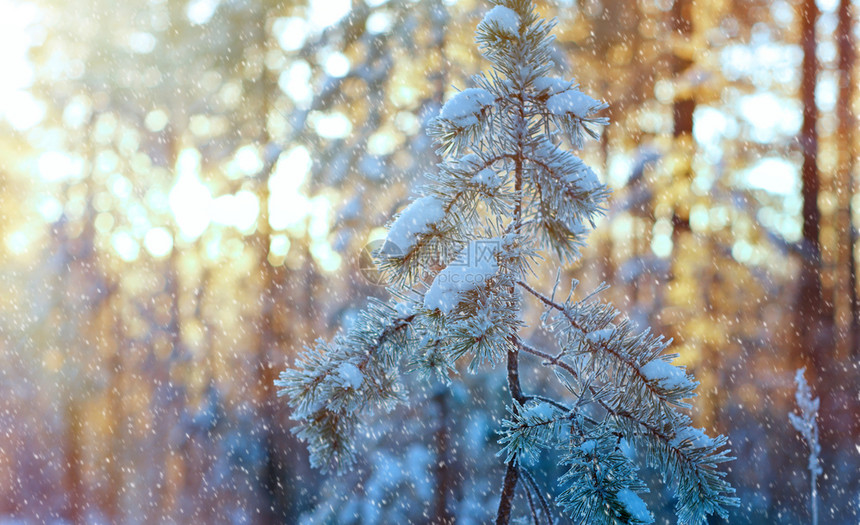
[547,89,606,120]
[276,298,417,471]
[524,139,610,261]
[514,280,737,521]
[382,196,446,257]
[439,88,496,128]
[281,1,737,522]
[557,431,653,525]
[424,239,500,315]
[478,5,522,37]
[538,81,609,148]
[429,88,496,155]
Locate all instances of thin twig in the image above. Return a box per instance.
[522,468,554,525]
[516,279,673,407]
[522,478,539,525]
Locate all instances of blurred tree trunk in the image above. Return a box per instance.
[835,0,857,358]
[671,0,694,136]
[835,0,860,451]
[62,115,102,524]
[146,126,184,519]
[431,389,455,524]
[63,402,83,524]
[250,8,298,520]
[795,0,832,368]
[104,299,126,522]
[159,243,186,517]
[666,0,695,344]
[670,0,694,236]
[796,0,840,514]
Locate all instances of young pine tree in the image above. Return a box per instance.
[278,1,738,523]
[789,368,821,525]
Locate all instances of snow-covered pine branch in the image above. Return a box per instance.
[279,0,738,522]
[275,298,418,470]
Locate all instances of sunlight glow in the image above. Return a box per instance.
[0,0,43,130]
[187,0,219,25]
[651,218,673,258]
[169,148,212,241]
[607,154,633,187]
[128,32,156,54]
[280,61,312,104]
[112,231,140,262]
[311,111,353,139]
[268,234,291,266]
[212,190,260,232]
[5,91,45,130]
[308,195,332,240]
[145,109,169,132]
[308,0,350,30]
[744,158,798,195]
[367,132,398,156]
[4,230,31,255]
[366,11,393,34]
[693,107,737,159]
[38,151,83,181]
[311,241,342,272]
[324,52,350,78]
[37,195,63,223]
[232,145,263,176]
[739,93,801,143]
[273,17,308,51]
[144,227,174,258]
[63,96,92,129]
[269,146,312,231]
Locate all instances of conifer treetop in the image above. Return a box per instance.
[278,1,738,523]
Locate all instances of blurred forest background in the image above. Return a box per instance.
[0,0,858,522]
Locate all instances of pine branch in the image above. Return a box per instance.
[514,333,737,522]
[517,279,696,421]
[282,1,737,521]
[523,480,540,525]
[521,468,554,525]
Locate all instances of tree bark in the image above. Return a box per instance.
[835,0,860,464]
[670,0,695,237]
[431,389,455,524]
[63,402,83,525]
[796,0,840,517]
[495,461,520,525]
[496,107,525,519]
[835,0,857,358]
[796,0,832,370]
[496,344,526,524]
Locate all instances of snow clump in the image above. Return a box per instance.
[547,89,604,119]
[382,195,445,255]
[439,88,495,128]
[478,5,520,36]
[640,358,691,390]
[616,488,653,523]
[424,239,498,315]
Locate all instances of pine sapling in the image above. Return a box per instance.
[278,1,739,523]
[789,367,822,525]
